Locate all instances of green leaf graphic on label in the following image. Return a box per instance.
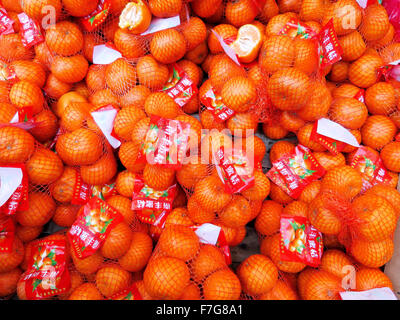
[100,218,114,234]
[125,292,133,300]
[32,279,42,292]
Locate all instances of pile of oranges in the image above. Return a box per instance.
[0,0,400,300]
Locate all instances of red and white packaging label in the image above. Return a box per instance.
[211,29,241,66]
[18,13,44,48]
[91,105,121,149]
[340,287,397,300]
[109,283,142,300]
[0,165,28,216]
[316,19,343,71]
[92,43,122,65]
[0,7,14,36]
[79,0,112,32]
[141,15,181,36]
[200,86,236,123]
[0,218,15,253]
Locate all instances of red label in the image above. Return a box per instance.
[0,164,29,216]
[68,197,124,259]
[350,146,392,192]
[316,19,343,72]
[71,169,92,205]
[17,13,44,48]
[200,86,236,123]
[162,64,198,107]
[354,89,365,103]
[280,215,323,267]
[0,218,15,253]
[214,147,255,194]
[267,145,326,199]
[0,60,18,83]
[109,283,142,300]
[23,239,71,300]
[138,115,191,169]
[80,0,112,32]
[0,7,14,36]
[378,61,400,82]
[279,18,317,39]
[132,176,176,226]
[310,121,346,155]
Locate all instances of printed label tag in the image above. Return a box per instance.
[161,63,198,107]
[200,86,236,123]
[0,218,15,253]
[138,115,191,169]
[132,176,176,226]
[68,197,124,259]
[0,60,18,83]
[92,44,123,65]
[354,89,365,103]
[91,105,121,148]
[0,164,28,216]
[350,146,392,192]
[80,0,112,32]
[340,287,397,300]
[279,18,317,39]
[267,145,326,199]
[316,19,343,72]
[378,60,400,82]
[23,239,71,300]
[18,13,44,48]
[280,215,323,267]
[0,7,14,36]
[109,283,142,300]
[211,29,241,66]
[213,147,255,194]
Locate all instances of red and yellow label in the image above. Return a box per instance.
[79,0,112,31]
[316,19,343,72]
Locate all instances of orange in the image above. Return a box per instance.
[175,113,202,150]
[15,225,43,243]
[182,17,207,51]
[120,85,151,110]
[179,283,201,300]
[230,226,247,246]
[53,204,80,227]
[44,75,72,101]
[352,194,397,241]
[164,207,193,228]
[226,112,258,136]
[69,283,103,300]
[114,28,147,60]
[278,0,301,12]
[297,81,332,121]
[356,268,393,291]
[51,55,89,84]
[219,195,252,228]
[269,182,293,204]
[321,165,363,199]
[279,111,305,132]
[237,254,278,296]
[308,193,342,235]
[265,233,306,273]
[387,171,399,188]
[9,81,44,114]
[26,148,64,185]
[50,167,76,203]
[114,106,146,141]
[313,152,346,171]
[45,21,83,56]
[269,140,295,163]
[176,156,209,191]
[80,152,118,186]
[241,170,270,201]
[148,0,182,17]
[186,196,215,224]
[259,0,280,23]
[380,142,400,172]
[150,29,187,64]
[89,89,121,109]
[338,31,366,62]
[86,64,107,93]
[264,13,297,37]
[143,164,175,191]
[293,38,319,75]
[299,0,324,21]
[283,200,308,217]
[101,222,133,259]
[221,76,256,113]
[143,256,190,299]
[115,170,136,198]
[332,83,361,99]
[298,180,321,204]
[365,82,397,115]
[259,35,295,74]
[297,123,326,152]
[361,115,396,150]
[0,34,33,62]
[208,54,247,92]
[225,0,260,27]
[329,97,368,129]
[158,224,200,261]
[193,175,232,212]
[350,237,394,268]
[136,55,169,91]
[28,109,58,143]
[21,0,62,21]
[118,141,144,173]
[107,195,136,226]
[59,101,91,132]
[0,268,22,298]
[255,200,283,236]
[322,0,362,36]
[56,128,103,166]
[185,41,209,65]
[0,237,24,273]
[191,244,227,281]
[105,58,137,96]
[364,185,400,219]
[2,0,22,11]
[329,61,349,82]
[144,92,181,119]
[359,4,390,41]
[118,0,152,34]
[203,268,241,300]
[110,0,130,14]
[200,110,226,131]
[259,279,299,300]
[96,265,132,298]
[0,126,35,164]
[118,232,152,272]
[192,0,222,18]
[301,270,342,300]
[378,42,400,65]
[319,249,354,279]
[177,60,203,88]
[348,54,383,88]
[62,0,98,16]
[71,249,103,275]
[16,192,55,228]
[267,67,310,111]
[10,60,46,88]
[208,24,238,55]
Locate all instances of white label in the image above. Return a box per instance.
[211,29,241,66]
[340,287,397,300]
[355,0,368,8]
[9,112,19,124]
[0,167,23,207]
[140,15,181,36]
[91,108,121,149]
[194,223,221,245]
[316,118,360,147]
[93,44,122,65]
